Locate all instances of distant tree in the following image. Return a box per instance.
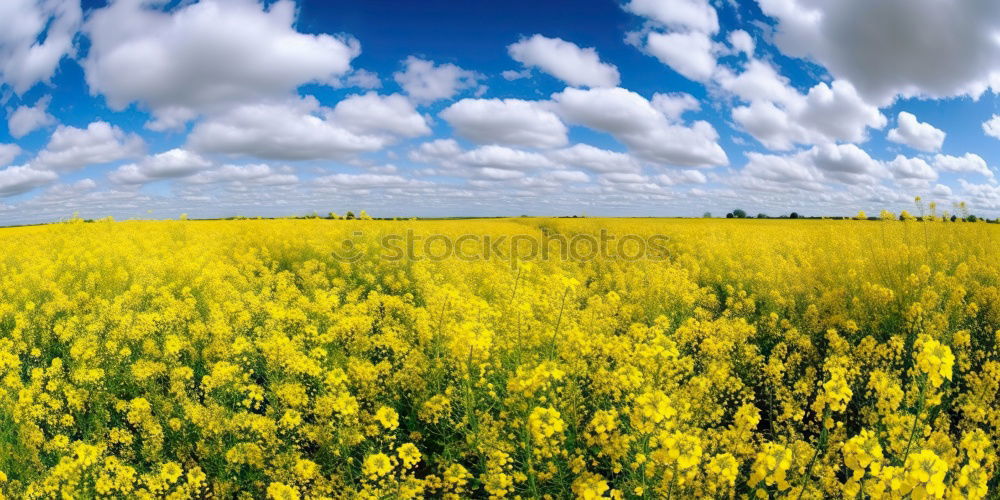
[789,212,799,219]
[967,215,978,222]
[726,212,734,219]
[855,210,866,220]
[732,209,747,218]
[703,212,712,218]
[757,213,768,219]
[950,215,957,222]
[345,211,356,220]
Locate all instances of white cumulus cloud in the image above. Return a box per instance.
[644,31,717,82]
[983,115,1000,140]
[83,0,361,129]
[887,112,945,152]
[624,0,719,33]
[508,34,620,88]
[552,87,727,167]
[188,94,428,161]
[393,56,480,103]
[546,144,641,173]
[0,0,81,94]
[0,144,22,167]
[888,155,938,184]
[409,139,560,179]
[719,61,886,150]
[7,96,56,138]
[624,0,720,82]
[329,92,432,138]
[0,165,57,197]
[33,121,145,171]
[756,0,1000,104]
[440,98,568,149]
[314,173,427,190]
[737,143,888,192]
[933,153,993,178]
[109,149,213,184]
[186,164,298,186]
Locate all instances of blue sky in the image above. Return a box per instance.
[2,0,1000,223]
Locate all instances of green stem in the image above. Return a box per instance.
[666,462,678,500]
[900,375,927,465]
[797,407,831,500]
[638,435,651,497]
[548,287,570,359]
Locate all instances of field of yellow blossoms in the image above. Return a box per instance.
[0,214,998,499]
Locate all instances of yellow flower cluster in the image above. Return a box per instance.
[749,443,794,492]
[527,406,565,460]
[916,334,955,388]
[0,215,998,498]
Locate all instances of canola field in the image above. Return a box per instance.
[0,216,998,499]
